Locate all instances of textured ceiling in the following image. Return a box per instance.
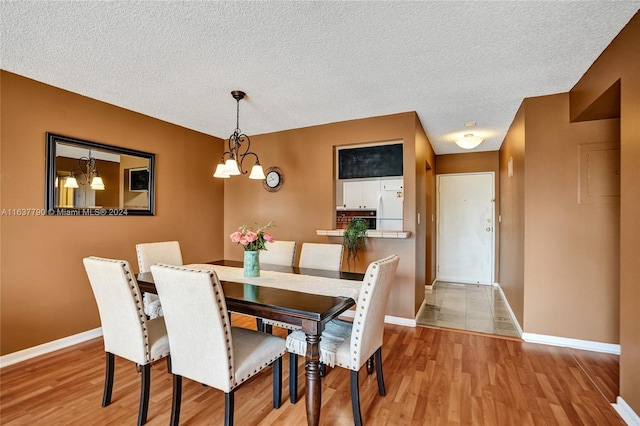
[2,2,639,154]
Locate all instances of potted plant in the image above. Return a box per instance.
[343,217,368,271]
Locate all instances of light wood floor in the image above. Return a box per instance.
[1,315,623,425]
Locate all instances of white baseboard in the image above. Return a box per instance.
[426,277,437,288]
[522,332,620,355]
[494,283,524,337]
[385,315,416,327]
[0,327,103,369]
[613,396,640,426]
[339,310,416,327]
[435,277,492,286]
[493,283,620,355]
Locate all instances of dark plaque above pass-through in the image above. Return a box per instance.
[338,143,403,179]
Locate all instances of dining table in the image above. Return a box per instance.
[137,260,364,426]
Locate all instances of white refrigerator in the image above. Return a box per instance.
[376,179,404,231]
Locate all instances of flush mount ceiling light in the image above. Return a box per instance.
[454,133,483,149]
[213,91,265,180]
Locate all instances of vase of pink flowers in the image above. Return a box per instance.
[230,221,274,277]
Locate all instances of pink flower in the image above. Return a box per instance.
[245,231,258,243]
[230,222,275,251]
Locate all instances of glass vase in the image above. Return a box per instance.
[243,250,260,277]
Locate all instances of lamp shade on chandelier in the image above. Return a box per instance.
[213,91,265,180]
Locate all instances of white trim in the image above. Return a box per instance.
[613,396,640,426]
[340,310,416,327]
[494,283,523,337]
[522,332,620,355]
[492,284,620,354]
[385,315,416,327]
[0,328,103,368]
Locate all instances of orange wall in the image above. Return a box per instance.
[499,105,526,326]
[499,95,621,339]
[220,112,433,319]
[414,116,437,305]
[569,11,640,413]
[0,71,225,355]
[523,94,620,343]
[435,151,499,175]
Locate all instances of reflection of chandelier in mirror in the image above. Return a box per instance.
[213,91,266,180]
[63,150,105,190]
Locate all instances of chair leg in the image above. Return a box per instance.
[289,353,298,404]
[319,363,327,377]
[167,355,172,373]
[102,352,114,407]
[366,355,374,375]
[225,391,235,426]
[374,347,386,396]
[170,374,182,426]
[265,324,273,334]
[137,364,151,426]
[350,369,363,426]
[256,318,264,332]
[273,356,282,408]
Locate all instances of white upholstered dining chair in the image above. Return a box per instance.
[263,242,345,388]
[262,242,342,335]
[285,254,399,425]
[150,264,286,426]
[259,240,297,266]
[298,242,344,271]
[136,241,183,319]
[83,256,170,426]
[261,242,343,340]
[256,240,297,334]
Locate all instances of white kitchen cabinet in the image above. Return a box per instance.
[381,179,403,191]
[342,180,380,209]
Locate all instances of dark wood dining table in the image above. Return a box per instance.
[137,260,364,426]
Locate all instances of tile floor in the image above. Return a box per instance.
[416,281,521,338]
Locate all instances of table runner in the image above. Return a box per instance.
[186,264,362,300]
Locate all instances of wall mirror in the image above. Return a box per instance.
[45,133,155,216]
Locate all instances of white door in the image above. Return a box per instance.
[437,173,494,284]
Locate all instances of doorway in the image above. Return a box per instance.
[436,172,495,284]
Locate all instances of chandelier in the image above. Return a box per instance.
[213,91,265,179]
[63,149,105,190]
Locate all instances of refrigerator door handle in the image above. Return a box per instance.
[376,192,382,230]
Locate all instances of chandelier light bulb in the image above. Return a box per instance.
[223,158,241,175]
[213,163,230,178]
[249,164,266,180]
[64,176,79,188]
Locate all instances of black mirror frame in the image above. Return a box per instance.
[45,132,156,216]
